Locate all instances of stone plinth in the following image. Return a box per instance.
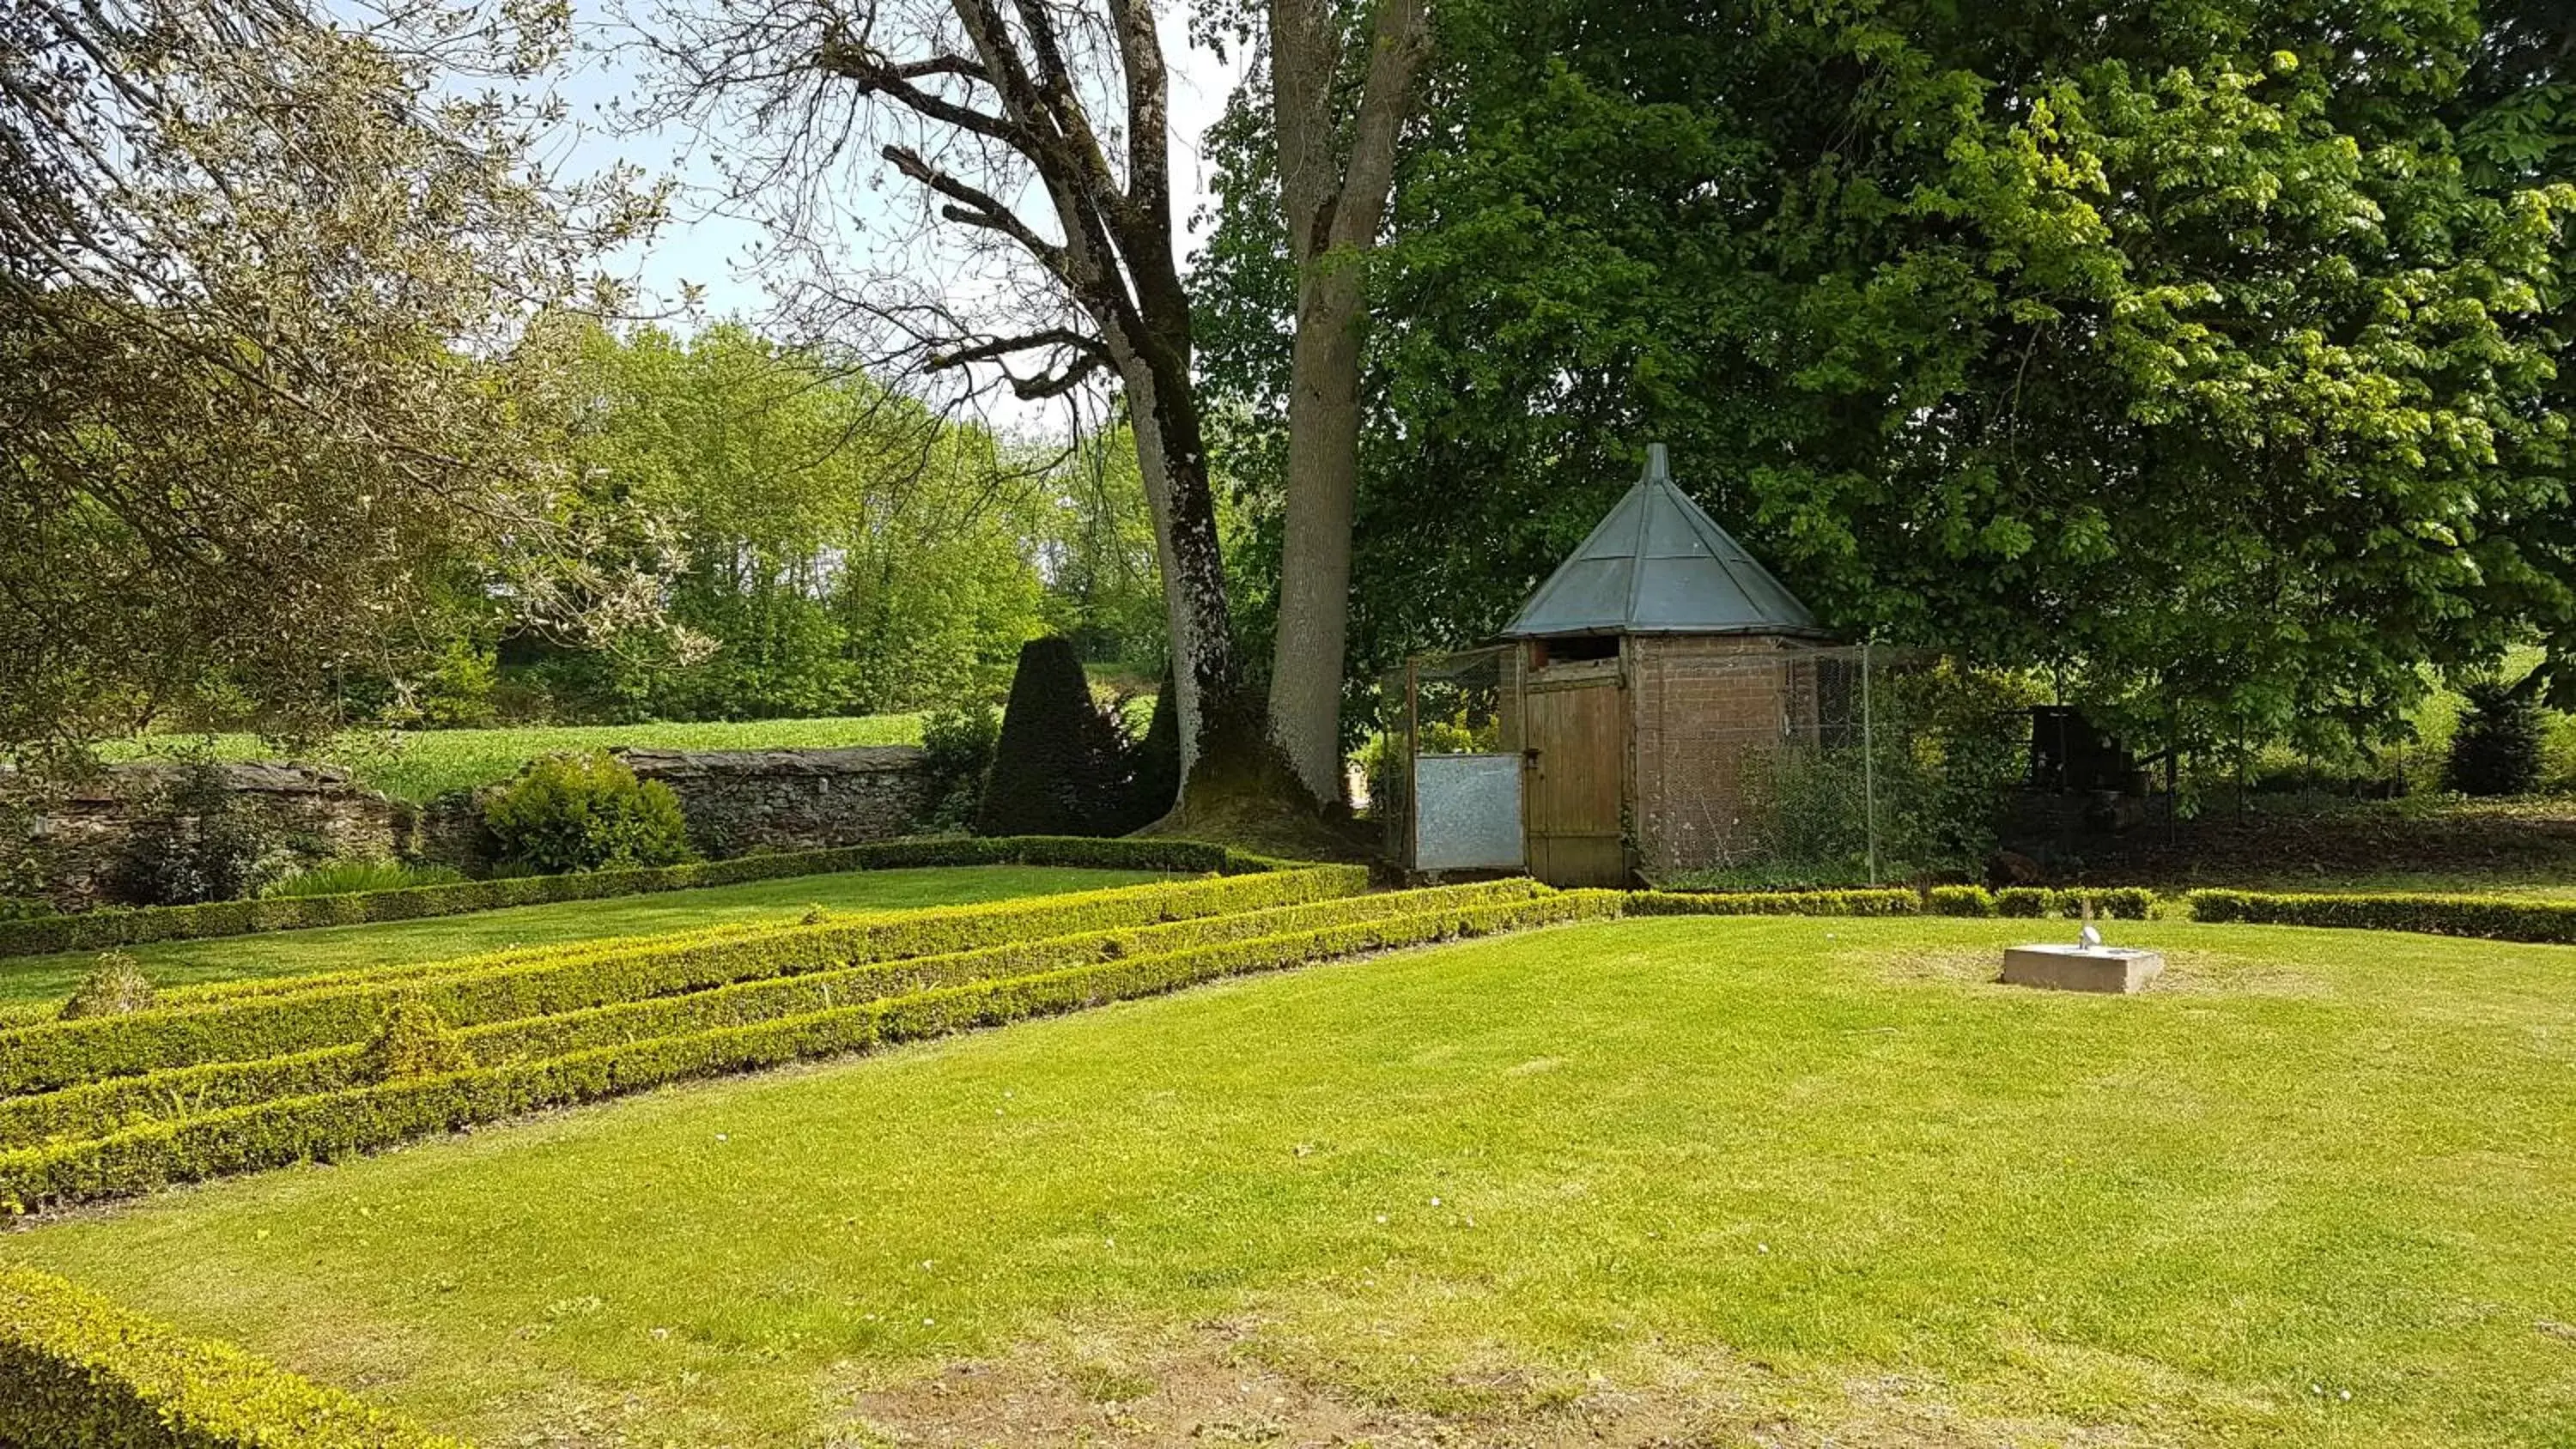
[2001,943,2164,994]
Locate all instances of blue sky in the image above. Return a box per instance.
[539,2,1248,339]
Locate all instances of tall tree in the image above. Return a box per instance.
[1202,0,2576,761]
[1260,0,1432,802]
[638,0,1261,802]
[0,0,657,761]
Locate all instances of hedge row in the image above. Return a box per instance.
[0,1264,462,1448]
[1924,885,2160,919]
[2184,888,2576,942]
[0,835,1281,958]
[1619,888,1922,918]
[0,891,1607,1210]
[0,879,1542,1148]
[0,866,1370,1096]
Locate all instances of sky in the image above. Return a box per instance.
[544,2,1249,343]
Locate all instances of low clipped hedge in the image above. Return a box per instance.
[1926,885,2160,919]
[0,866,1369,1096]
[1618,888,1922,917]
[0,835,1282,959]
[2185,888,2576,942]
[0,880,1543,1148]
[0,1264,463,1447]
[0,889,1608,1210]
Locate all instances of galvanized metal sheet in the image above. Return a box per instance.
[1413,753,1523,871]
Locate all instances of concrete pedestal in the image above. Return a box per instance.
[2001,943,2164,994]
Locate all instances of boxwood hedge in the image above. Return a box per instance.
[0,835,1284,959]
[2185,888,2576,942]
[1619,888,1922,917]
[0,865,1369,1095]
[0,880,1543,1149]
[0,889,1608,1210]
[0,1264,463,1448]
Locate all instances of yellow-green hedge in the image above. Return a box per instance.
[0,1264,464,1447]
[1619,888,1922,917]
[0,836,1282,959]
[0,890,1606,1210]
[2184,888,2576,941]
[0,880,1542,1149]
[0,866,1369,1096]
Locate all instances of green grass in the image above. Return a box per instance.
[6,916,2570,1446]
[105,715,926,802]
[0,865,1165,1007]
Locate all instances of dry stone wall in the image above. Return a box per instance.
[615,746,933,858]
[3,763,399,912]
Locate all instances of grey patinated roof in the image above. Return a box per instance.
[1503,444,1826,639]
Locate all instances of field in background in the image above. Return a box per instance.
[0,864,1163,1005]
[104,715,927,802]
[10,913,2568,1448]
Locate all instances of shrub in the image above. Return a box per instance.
[359,999,473,1081]
[2445,677,2544,796]
[260,860,465,898]
[110,764,300,906]
[58,954,155,1020]
[1926,884,1996,917]
[0,1264,466,1448]
[1121,676,1181,830]
[976,637,1138,837]
[482,752,696,873]
[919,701,1002,830]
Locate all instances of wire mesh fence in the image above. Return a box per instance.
[1372,641,2032,886]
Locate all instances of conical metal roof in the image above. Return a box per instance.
[1503,444,1826,639]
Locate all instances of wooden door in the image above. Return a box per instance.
[1522,674,1627,886]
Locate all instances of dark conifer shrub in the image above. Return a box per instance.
[1121,676,1182,831]
[975,637,1137,835]
[2446,678,2545,796]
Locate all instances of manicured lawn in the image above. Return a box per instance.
[0,866,1164,1007]
[106,714,925,801]
[7,916,2570,1446]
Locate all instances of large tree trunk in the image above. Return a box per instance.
[1264,0,1431,803]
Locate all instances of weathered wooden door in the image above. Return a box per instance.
[1522,673,1627,886]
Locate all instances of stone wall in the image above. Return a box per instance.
[613,746,934,858]
[3,762,399,912]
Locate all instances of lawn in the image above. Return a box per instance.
[105,714,926,801]
[0,865,1165,1007]
[7,915,2569,1447]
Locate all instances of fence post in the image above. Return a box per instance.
[1862,640,1879,887]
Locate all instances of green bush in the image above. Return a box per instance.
[918,701,1001,831]
[0,1265,468,1447]
[1121,676,1181,831]
[2186,888,2576,942]
[975,637,1138,836]
[0,864,1369,1095]
[110,765,301,906]
[58,954,155,1020]
[358,999,472,1082]
[0,834,1278,961]
[482,751,696,874]
[261,860,465,898]
[1926,885,1996,917]
[0,889,1601,1210]
[2445,677,2545,797]
[1994,886,2159,920]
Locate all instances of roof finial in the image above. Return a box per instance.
[1645,442,1670,482]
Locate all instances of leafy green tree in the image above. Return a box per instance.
[1199,0,2576,765]
[0,0,658,762]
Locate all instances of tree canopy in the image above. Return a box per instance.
[1199,0,2576,761]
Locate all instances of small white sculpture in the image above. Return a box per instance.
[2077,900,2102,951]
